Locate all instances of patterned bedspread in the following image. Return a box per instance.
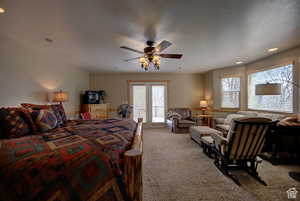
[0,118,137,201]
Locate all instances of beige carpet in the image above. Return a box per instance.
[143,128,300,201]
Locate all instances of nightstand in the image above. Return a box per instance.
[194,115,213,128]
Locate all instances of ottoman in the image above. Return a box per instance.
[201,136,215,158]
[190,126,222,158]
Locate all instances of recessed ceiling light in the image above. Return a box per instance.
[0,8,5,13]
[235,61,243,65]
[268,48,278,52]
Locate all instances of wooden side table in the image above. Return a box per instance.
[194,115,213,128]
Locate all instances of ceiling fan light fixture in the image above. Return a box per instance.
[141,60,149,67]
[153,55,160,62]
[121,40,182,72]
[144,65,149,71]
[139,57,146,63]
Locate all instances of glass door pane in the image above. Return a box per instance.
[132,85,147,122]
[152,85,165,123]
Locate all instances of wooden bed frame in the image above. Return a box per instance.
[124,118,143,201]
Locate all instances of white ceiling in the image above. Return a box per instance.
[1,0,300,73]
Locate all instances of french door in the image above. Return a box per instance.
[129,82,167,126]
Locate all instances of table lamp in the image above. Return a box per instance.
[53,90,69,105]
[200,100,208,115]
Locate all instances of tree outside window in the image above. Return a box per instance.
[248,64,293,113]
[221,77,240,108]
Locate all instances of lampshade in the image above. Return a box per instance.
[255,83,282,95]
[53,91,69,102]
[200,100,208,108]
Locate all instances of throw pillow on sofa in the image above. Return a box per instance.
[31,109,58,132]
[237,111,258,117]
[224,114,245,125]
[167,111,182,119]
[0,107,31,138]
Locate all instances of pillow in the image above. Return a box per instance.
[18,107,37,133]
[257,113,285,121]
[21,103,67,126]
[279,116,300,126]
[31,109,57,132]
[237,111,258,117]
[224,114,245,125]
[0,107,31,138]
[167,111,182,119]
[49,105,63,126]
[21,103,50,110]
[50,104,67,123]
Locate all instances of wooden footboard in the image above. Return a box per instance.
[124,118,143,201]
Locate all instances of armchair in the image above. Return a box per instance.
[211,117,277,185]
[166,108,196,133]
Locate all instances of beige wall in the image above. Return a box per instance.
[0,35,89,119]
[90,73,204,112]
[3,33,299,120]
[203,71,214,106]
[204,45,300,115]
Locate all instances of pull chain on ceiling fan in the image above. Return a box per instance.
[120,40,183,71]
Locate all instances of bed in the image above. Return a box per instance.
[0,117,143,201]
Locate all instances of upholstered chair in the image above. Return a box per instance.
[166,108,196,133]
[211,117,277,185]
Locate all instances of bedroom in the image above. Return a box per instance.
[0,0,300,201]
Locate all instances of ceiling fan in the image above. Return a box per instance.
[120,40,183,71]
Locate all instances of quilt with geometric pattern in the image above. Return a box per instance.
[0,118,137,201]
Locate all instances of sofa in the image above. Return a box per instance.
[166,108,197,133]
[213,110,286,136]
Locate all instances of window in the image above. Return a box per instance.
[221,77,240,108]
[248,64,293,113]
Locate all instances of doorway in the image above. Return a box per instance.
[129,81,167,127]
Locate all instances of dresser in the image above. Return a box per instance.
[81,104,109,120]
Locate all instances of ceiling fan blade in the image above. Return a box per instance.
[124,57,141,62]
[159,54,183,59]
[156,40,172,52]
[120,46,144,54]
